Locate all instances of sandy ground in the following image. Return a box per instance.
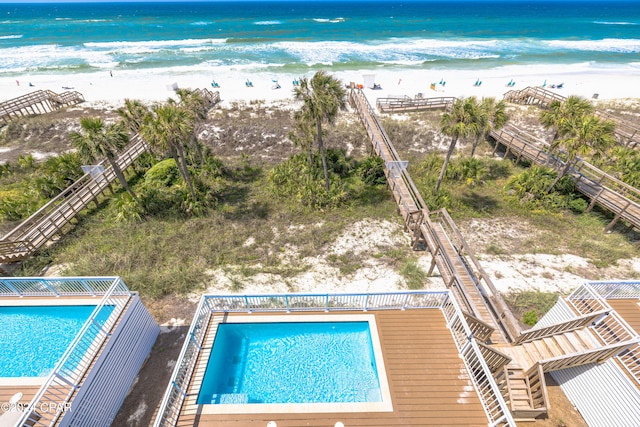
[4,65,640,112]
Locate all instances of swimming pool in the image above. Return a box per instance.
[198,320,383,406]
[0,305,110,378]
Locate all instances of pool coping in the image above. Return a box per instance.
[191,313,394,415]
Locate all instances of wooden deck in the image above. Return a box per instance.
[175,309,489,427]
[608,298,640,333]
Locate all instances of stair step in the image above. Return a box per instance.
[542,336,563,356]
[552,334,577,354]
[563,331,590,352]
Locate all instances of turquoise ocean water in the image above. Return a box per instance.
[1,1,639,79]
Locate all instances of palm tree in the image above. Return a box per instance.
[293,70,347,191]
[547,114,616,191]
[69,117,137,200]
[117,99,150,134]
[436,97,479,192]
[470,97,508,157]
[290,108,316,169]
[173,89,208,164]
[540,96,594,150]
[141,103,197,198]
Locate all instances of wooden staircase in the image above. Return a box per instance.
[492,317,639,421]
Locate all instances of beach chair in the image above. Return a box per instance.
[474,79,482,87]
[211,80,220,88]
[556,83,564,89]
[430,83,436,91]
[245,79,253,87]
[272,79,281,89]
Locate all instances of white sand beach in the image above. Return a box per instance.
[4,64,640,109]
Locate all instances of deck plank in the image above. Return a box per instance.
[175,309,489,426]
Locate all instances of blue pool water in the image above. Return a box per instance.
[0,305,110,378]
[198,321,382,405]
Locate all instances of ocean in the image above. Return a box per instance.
[1,1,639,81]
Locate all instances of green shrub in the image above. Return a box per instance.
[400,259,426,290]
[357,156,386,186]
[523,310,538,326]
[268,153,350,209]
[445,157,488,184]
[568,197,588,213]
[144,158,180,187]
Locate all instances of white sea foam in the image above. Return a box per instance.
[254,20,282,25]
[594,21,639,26]
[544,38,640,53]
[0,35,22,40]
[84,38,226,49]
[312,18,345,23]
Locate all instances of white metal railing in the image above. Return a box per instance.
[11,277,134,427]
[568,282,640,387]
[0,276,128,297]
[586,281,640,300]
[154,291,515,427]
[441,293,517,426]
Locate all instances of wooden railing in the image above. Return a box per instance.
[568,283,640,386]
[490,124,640,231]
[0,90,85,124]
[0,134,149,263]
[503,86,565,108]
[514,309,610,344]
[502,86,640,147]
[0,88,221,264]
[464,311,497,342]
[477,341,512,373]
[538,339,639,372]
[376,95,455,113]
[427,209,522,341]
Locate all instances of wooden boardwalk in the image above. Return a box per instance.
[371,94,640,233]
[176,309,489,427]
[503,86,640,148]
[376,95,455,113]
[0,90,85,125]
[0,134,149,264]
[351,89,520,344]
[0,89,221,266]
[352,91,640,421]
[490,124,640,232]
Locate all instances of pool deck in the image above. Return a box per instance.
[607,298,640,334]
[175,308,488,427]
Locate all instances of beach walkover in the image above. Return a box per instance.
[373,92,640,235]
[0,88,221,268]
[503,86,640,148]
[349,88,640,424]
[0,90,85,125]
